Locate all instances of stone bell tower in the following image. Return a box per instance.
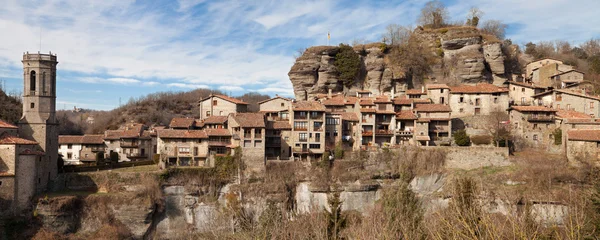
[19,52,59,192]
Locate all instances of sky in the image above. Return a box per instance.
[0,0,599,110]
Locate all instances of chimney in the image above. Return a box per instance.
[421,86,425,93]
[391,87,395,99]
[328,89,332,98]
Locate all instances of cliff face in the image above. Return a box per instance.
[288,27,511,100]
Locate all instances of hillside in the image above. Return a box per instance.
[0,88,22,124]
[58,89,271,134]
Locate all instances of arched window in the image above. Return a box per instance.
[42,72,46,94]
[30,70,36,91]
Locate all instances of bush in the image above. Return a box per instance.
[453,130,470,146]
[470,135,492,145]
[334,43,361,87]
[334,144,344,159]
[436,48,444,57]
[553,128,562,145]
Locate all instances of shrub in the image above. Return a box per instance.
[334,43,361,87]
[553,128,562,145]
[436,48,444,57]
[470,135,492,145]
[334,144,344,159]
[453,130,470,146]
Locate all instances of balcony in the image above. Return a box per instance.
[395,130,414,136]
[244,133,252,138]
[294,127,308,131]
[293,147,309,153]
[294,114,308,120]
[208,141,230,147]
[362,131,373,136]
[89,146,104,152]
[375,130,394,135]
[126,153,147,158]
[298,138,308,142]
[527,115,555,122]
[120,141,139,148]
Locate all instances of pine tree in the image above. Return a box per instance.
[325,192,346,240]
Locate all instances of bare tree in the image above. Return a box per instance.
[382,24,412,46]
[582,38,600,57]
[480,20,507,40]
[555,40,572,54]
[466,7,483,27]
[482,111,511,147]
[418,0,449,29]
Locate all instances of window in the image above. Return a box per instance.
[244,140,252,147]
[30,103,34,108]
[309,144,320,149]
[315,133,321,141]
[281,103,285,107]
[474,108,481,115]
[254,140,262,147]
[533,124,538,129]
[311,112,319,118]
[522,88,525,92]
[194,147,198,155]
[212,100,218,106]
[42,72,46,94]
[67,153,72,159]
[459,96,464,103]
[314,121,323,130]
[566,104,571,110]
[206,111,211,116]
[299,133,308,141]
[591,102,595,109]
[459,108,464,113]
[493,97,498,104]
[440,89,445,93]
[67,144,72,149]
[533,134,538,141]
[219,111,223,116]
[440,97,445,104]
[326,117,339,125]
[597,142,600,148]
[475,98,481,106]
[178,147,190,154]
[30,70,36,91]
[521,97,525,104]
[294,121,307,130]
[513,87,515,90]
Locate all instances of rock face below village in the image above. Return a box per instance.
[288,26,511,100]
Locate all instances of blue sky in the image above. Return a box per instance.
[0,0,599,110]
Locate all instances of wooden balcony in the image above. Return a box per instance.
[527,115,555,122]
[395,130,414,136]
[120,141,139,148]
[208,141,230,147]
[362,131,373,136]
[375,130,394,136]
[126,153,147,158]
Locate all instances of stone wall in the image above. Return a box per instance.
[442,146,510,170]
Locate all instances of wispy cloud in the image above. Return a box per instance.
[167,83,210,89]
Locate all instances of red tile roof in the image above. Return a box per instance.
[345,96,359,105]
[158,129,208,139]
[413,99,432,104]
[556,110,592,119]
[200,94,248,105]
[510,106,557,112]
[322,95,346,106]
[267,121,292,129]
[340,112,360,122]
[104,130,122,140]
[0,133,38,145]
[81,135,105,144]
[450,83,508,94]
[232,113,266,128]
[414,104,451,112]
[359,99,375,106]
[374,96,392,103]
[396,110,418,120]
[360,108,377,113]
[406,89,426,95]
[293,101,326,111]
[426,84,449,89]
[568,129,600,142]
[203,116,228,124]
[393,97,413,105]
[0,120,17,129]
[205,128,232,136]
[257,96,293,104]
[59,135,84,144]
[169,118,196,128]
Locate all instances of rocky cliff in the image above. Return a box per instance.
[288,26,512,100]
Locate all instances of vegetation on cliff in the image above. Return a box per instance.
[333,43,361,87]
[0,86,22,124]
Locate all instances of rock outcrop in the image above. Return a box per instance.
[289,26,514,99]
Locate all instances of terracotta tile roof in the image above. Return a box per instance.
[0,133,38,145]
[426,84,449,89]
[200,94,248,105]
[205,128,232,136]
[340,112,360,122]
[169,118,196,128]
[322,95,346,106]
[556,89,600,101]
[59,135,83,144]
[406,89,426,95]
[203,116,228,124]
[293,101,326,111]
[257,95,293,104]
[140,131,153,139]
[374,96,392,103]
[158,129,208,139]
[20,149,45,156]
[413,99,432,104]
[360,108,377,113]
[507,81,546,89]
[568,129,600,142]
[232,113,266,128]
[377,110,396,114]
[81,135,104,144]
[359,99,375,106]
[104,130,122,140]
[510,106,557,112]
[556,110,592,119]
[564,118,600,124]
[414,104,451,112]
[396,110,418,120]
[450,83,508,94]
[267,120,292,129]
[393,97,413,105]
[0,120,17,129]
[345,96,359,105]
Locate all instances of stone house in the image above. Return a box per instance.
[228,113,266,172]
[550,69,585,87]
[526,58,564,78]
[395,110,418,145]
[259,95,292,113]
[322,94,359,113]
[533,89,600,117]
[103,123,153,162]
[199,94,248,119]
[509,106,558,149]
[530,62,574,87]
[413,104,452,146]
[265,120,292,160]
[508,81,547,106]
[198,116,229,129]
[289,101,326,161]
[406,88,428,99]
[566,129,600,163]
[157,129,209,167]
[426,84,450,104]
[79,135,105,165]
[448,83,509,118]
[169,117,200,129]
[58,135,83,165]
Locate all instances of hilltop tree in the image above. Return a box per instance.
[334,43,361,87]
[480,20,507,40]
[382,24,412,46]
[418,0,449,29]
[466,7,483,27]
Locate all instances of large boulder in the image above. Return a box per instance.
[483,43,506,75]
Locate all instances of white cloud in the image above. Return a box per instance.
[219,85,244,92]
[167,83,210,89]
[107,78,140,84]
[177,0,205,12]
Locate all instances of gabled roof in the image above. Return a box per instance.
[257,96,292,104]
[556,110,592,119]
[200,94,248,105]
[322,95,346,106]
[374,96,392,103]
[414,104,451,112]
[450,83,508,94]
[507,81,546,89]
[550,69,585,77]
[169,118,196,129]
[426,84,450,90]
[59,135,84,144]
[104,130,122,140]
[359,99,375,106]
[157,129,208,139]
[0,133,38,145]
[406,89,426,95]
[232,113,266,128]
[293,101,326,111]
[205,128,232,136]
[81,135,105,144]
[396,110,418,120]
[0,120,17,129]
[267,120,292,130]
[509,106,557,112]
[568,129,600,142]
[203,116,229,124]
[340,112,360,122]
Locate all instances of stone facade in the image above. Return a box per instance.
[534,89,600,118]
[228,113,266,173]
[199,95,248,119]
[509,106,558,150]
[508,81,546,106]
[448,83,509,118]
[157,130,210,167]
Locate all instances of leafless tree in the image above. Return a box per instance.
[581,38,600,57]
[382,24,412,46]
[480,20,507,40]
[466,7,483,27]
[418,0,449,29]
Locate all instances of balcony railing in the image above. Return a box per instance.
[120,141,139,148]
[298,138,308,142]
[295,115,308,120]
[375,130,394,135]
[294,127,308,131]
[527,115,555,122]
[395,130,414,136]
[244,133,252,138]
[362,131,373,136]
[208,141,230,147]
[126,153,147,158]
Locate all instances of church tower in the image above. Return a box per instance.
[19,52,58,191]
